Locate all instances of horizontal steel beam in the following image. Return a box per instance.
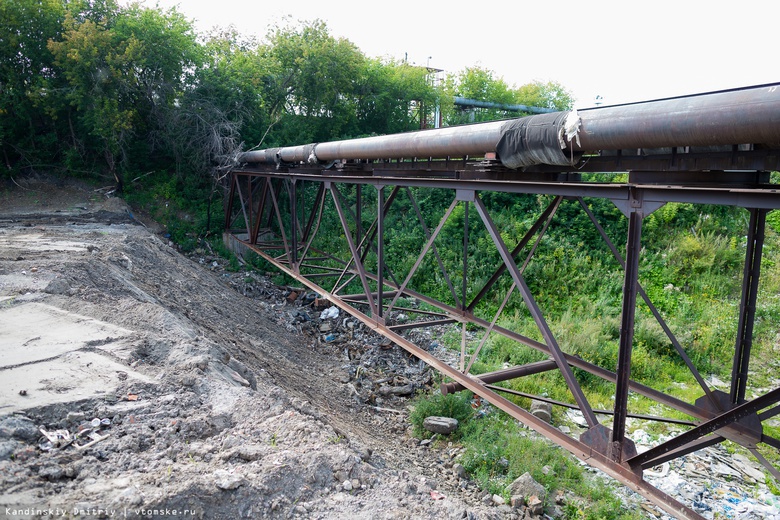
[231,169,780,210]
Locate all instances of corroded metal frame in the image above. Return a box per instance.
[224,163,780,520]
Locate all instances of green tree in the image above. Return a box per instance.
[354,58,438,135]
[514,80,573,111]
[441,66,515,124]
[0,0,66,171]
[441,67,574,125]
[263,19,366,145]
[48,1,200,192]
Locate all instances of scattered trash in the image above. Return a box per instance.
[430,490,446,500]
[39,416,113,452]
[320,306,339,320]
[39,428,73,450]
[75,431,110,451]
[127,393,139,401]
[18,390,27,396]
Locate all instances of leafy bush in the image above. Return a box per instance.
[408,391,474,439]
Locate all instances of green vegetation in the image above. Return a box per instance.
[406,194,780,517]
[409,392,643,519]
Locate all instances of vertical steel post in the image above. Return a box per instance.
[329,184,379,318]
[578,197,717,405]
[612,208,643,461]
[731,208,768,404]
[224,173,236,231]
[463,201,469,310]
[377,186,385,320]
[251,178,270,245]
[461,201,469,370]
[290,179,298,270]
[356,185,363,249]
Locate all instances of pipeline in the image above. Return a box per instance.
[452,96,557,114]
[239,83,780,170]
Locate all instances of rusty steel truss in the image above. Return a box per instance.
[224,84,780,519]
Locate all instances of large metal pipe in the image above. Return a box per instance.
[577,83,780,151]
[453,96,556,114]
[239,83,780,169]
[240,120,508,165]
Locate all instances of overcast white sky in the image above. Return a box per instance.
[137,0,778,108]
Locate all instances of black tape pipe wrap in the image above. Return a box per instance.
[496,111,582,169]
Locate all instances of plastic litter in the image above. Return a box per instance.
[320,306,339,320]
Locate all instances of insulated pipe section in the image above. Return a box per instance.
[238,116,578,168]
[574,83,780,151]
[238,83,780,169]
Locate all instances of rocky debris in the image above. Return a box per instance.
[634,430,780,520]
[508,472,547,504]
[423,416,459,435]
[529,400,552,423]
[0,415,40,442]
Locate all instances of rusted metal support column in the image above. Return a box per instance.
[250,178,270,245]
[247,176,254,237]
[224,173,236,230]
[267,178,292,267]
[578,197,717,405]
[377,186,385,320]
[234,175,251,238]
[731,208,768,404]
[356,185,363,249]
[461,200,469,370]
[289,179,298,269]
[329,183,379,319]
[611,207,643,462]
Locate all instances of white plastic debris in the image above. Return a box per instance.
[564,109,581,147]
[320,306,339,320]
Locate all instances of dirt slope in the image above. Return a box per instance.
[0,177,502,519]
